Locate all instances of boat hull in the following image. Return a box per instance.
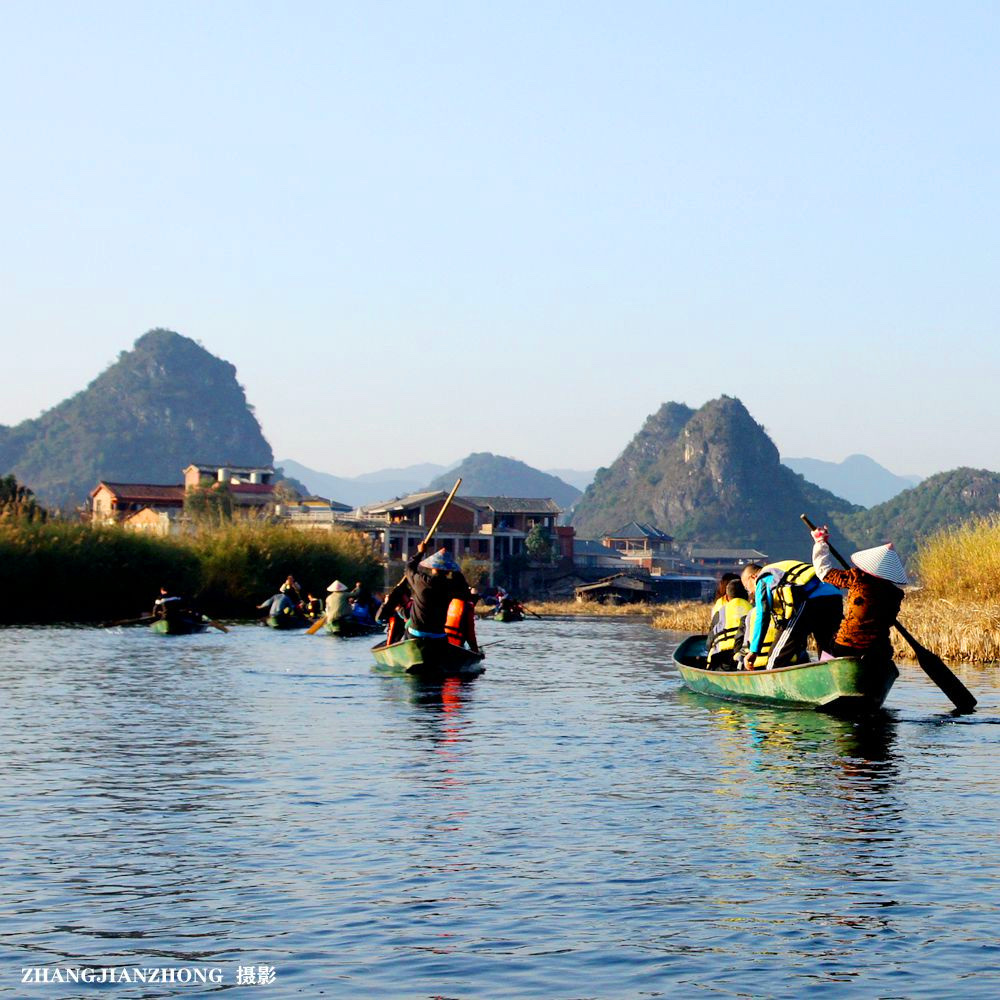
[673,634,897,714]
[150,617,207,636]
[371,636,485,679]
[267,614,308,630]
[326,617,385,638]
[494,609,524,623]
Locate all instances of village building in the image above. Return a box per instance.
[90,464,278,530]
[686,547,770,575]
[346,491,572,583]
[90,482,186,529]
[182,464,276,511]
[601,522,683,574]
[281,495,353,529]
[573,539,626,570]
[573,571,714,604]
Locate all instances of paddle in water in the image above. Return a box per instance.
[800,513,976,713]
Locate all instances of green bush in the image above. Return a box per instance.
[0,522,383,624]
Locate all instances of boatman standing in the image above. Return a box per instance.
[810,524,908,661]
[404,542,474,641]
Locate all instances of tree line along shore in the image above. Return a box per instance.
[1,515,999,664]
[0,522,382,625]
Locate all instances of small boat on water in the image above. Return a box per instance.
[490,608,524,623]
[673,634,897,714]
[371,636,485,680]
[150,616,208,636]
[326,617,385,638]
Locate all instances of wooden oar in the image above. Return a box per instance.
[305,615,326,636]
[101,615,155,628]
[800,513,976,713]
[205,618,229,634]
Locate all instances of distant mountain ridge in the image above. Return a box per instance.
[782,454,921,508]
[544,468,597,491]
[276,459,457,508]
[839,468,1000,562]
[571,396,861,560]
[0,329,272,510]
[425,453,582,509]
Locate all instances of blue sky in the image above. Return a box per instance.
[1,2,995,477]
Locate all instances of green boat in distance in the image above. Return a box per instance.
[150,616,208,636]
[267,614,308,630]
[371,636,486,680]
[326,618,385,638]
[491,608,524,623]
[673,634,898,715]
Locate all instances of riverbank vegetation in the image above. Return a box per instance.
[530,518,1000,663]
[0,522,382,624]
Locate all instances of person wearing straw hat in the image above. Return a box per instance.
[403,541,473,640]
[811,525,908,660]
[324,580,352,626]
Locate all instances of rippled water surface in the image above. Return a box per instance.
[2,617,999,998]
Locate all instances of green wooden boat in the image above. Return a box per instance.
[267,613,308,630]
[150,616,207,636]
[326,617,385,638]
[673,634,898,714]
[493,608,524,623]
[371,636,486,679]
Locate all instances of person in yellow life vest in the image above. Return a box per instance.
[740,560,843,669]
[736,601,779,670]
[706,578,751,670]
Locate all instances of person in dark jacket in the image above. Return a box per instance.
[403,542,472,638]
[152,586,183,623]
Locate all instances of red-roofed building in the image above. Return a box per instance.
[90,482,186,523]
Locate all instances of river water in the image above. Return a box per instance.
[1,617,998,998]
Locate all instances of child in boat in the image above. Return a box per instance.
[811,525,908,660]
[707,578,751,670]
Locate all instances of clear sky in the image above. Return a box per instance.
[1,2,996,478]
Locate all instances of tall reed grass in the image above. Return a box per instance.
[0,522,382,624]
[913,515,1000,602]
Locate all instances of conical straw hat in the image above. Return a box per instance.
[327,580,348,592]
[850,543,909,586]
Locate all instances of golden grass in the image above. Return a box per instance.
[914,515,1000,603]
[525,599,660,618]
[887,592,1000,663]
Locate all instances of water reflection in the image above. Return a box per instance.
[3,623,999,998]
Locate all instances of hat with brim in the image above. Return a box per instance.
[850,544,909,586]
[420,549,461,572]
[327,580,348,592]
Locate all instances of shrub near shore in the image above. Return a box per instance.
[0,522,382,624]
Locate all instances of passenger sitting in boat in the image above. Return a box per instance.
[741,559,842,670]
[304,593,323,619]
[152,586,183,623]
[258,592,296,618]
[707,579,751,670]
[811,525,908,660]
[324,580,352,624]
[404,542,473,640]
[280,575,304,610]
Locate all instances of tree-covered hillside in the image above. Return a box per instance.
[0,329,273,510]
[572,396,860,560]
[841,468,1000,562]
[425,453,582,509]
